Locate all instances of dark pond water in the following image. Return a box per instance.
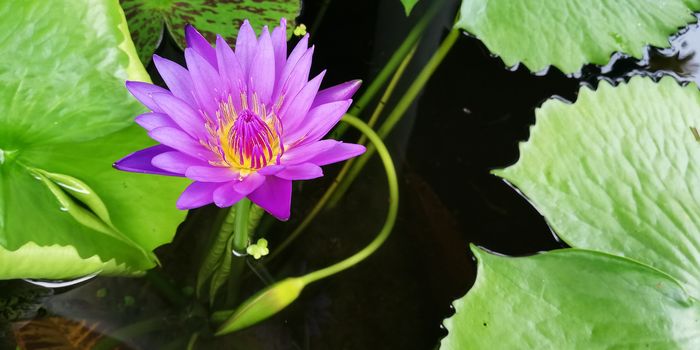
[2,1,700,349]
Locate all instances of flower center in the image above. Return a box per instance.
[203,93,283,173]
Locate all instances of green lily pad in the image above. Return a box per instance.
[443,77,700,347]
[0,0,188,279]
[120,0,301,64]
[495,76,700,296]
[441,247,700,349]
[456,0,700,73]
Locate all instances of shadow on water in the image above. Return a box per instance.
[3,1,700,349]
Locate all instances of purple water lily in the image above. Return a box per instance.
[115,19,364,220]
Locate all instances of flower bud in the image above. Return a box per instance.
[215,277,305,335]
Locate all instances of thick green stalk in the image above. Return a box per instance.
[232,198,252,254]
[221,198,252,305]
[332,0,446,138]
[328,28,460,208]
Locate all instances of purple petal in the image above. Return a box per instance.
[277,46,314,110]
[281,70,326,134]
[125,81,170,112]
[185,48,225,118]
[216,35,245,101]
[250,26,275,104]
[307,142,366,166]
[276,163,323,180]
[258,164,285,175]
[274,36,309,100]
[185,24,217,68]
[153,55,196,106]
[235,19,258,74]
[152,151,207,174]
[248,176,292,221]
[151,92,207,140]
[271,19,287,80]
[285,100,352,145]
[177,181,219,209]
[213,182,246,207]
[185,166,240,182]
[135,112,178,131]
[149,127,213,161]
[113,145,180,176]
[281,139,338,165]
[312,80,362,108]
[233,172,266,195]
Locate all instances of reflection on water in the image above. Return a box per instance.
[23,272,99,289]
[596,14,700,85]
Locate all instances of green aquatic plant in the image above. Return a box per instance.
[442,77,700,348]
[455,0,700,74]
[0,0,187,278]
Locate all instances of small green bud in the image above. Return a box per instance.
[293,24,307,36]
[123,295,135,306]
[215,277,305,335]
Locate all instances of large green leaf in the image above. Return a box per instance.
[0,0,188,279]
[456,0,700,73]
[120,0,301,64]
[495,76,700,296]
[442,247,700,349]
[444,77,700,347]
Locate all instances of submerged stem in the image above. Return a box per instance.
[362,43,419,142]
[332,0,446,138]
[328,28,460,209]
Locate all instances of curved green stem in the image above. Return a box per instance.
[210,118,396,331]
[299,115,399,284]
[332,0,446,138]
[327,28,460,209]
[267,43,418,262]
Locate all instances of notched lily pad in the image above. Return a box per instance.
[441,247,700,349]
[495,76,700,297]
[456,0,700,73]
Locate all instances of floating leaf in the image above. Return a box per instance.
[120,0,301,63]
[0,0,188,279]
[441,247,700,349]
[456,0,700,73]
[495,76,700,296]
[444,77,700,347]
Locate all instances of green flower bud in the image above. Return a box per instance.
[215,277,305,335]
